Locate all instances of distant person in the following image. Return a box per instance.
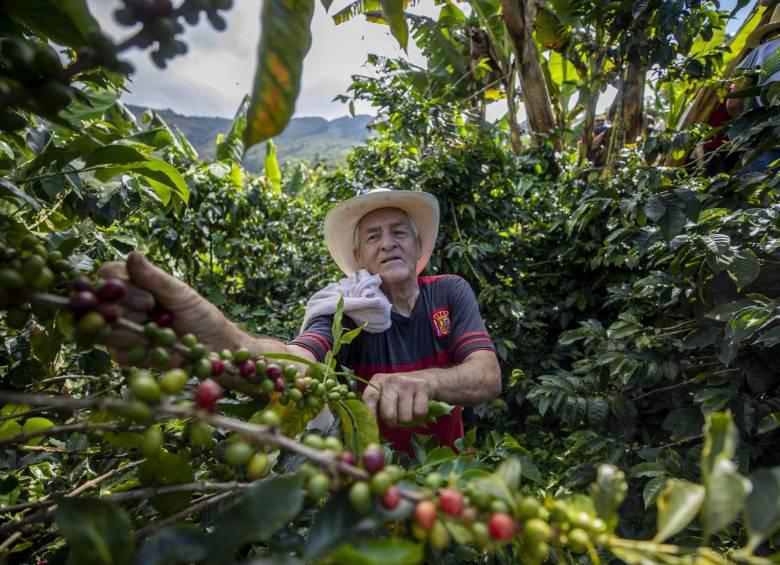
[726,1,780,173]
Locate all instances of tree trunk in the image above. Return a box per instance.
[620,59,646,143]
[501,0,559,148]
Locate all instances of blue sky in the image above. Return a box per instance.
[86,0,755,120]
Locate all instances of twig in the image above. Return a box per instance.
[26,292,264,399]
[134,490,241,539]
[0,460,145,514]
[0,532,22,554]
[37,374,102,385]
[68,459,145,497]
[0,422,143,448]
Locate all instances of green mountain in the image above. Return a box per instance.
[126,105,373,171]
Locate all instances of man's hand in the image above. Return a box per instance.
[96,252,236,365]
[362,372,438,427]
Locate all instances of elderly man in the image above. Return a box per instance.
[100,189,501,454]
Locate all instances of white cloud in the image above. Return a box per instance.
[86,0,434,119]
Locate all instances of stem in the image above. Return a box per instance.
[134,489,239,539]
[0,392,425,503]
[25,292,264,399]
[0,422,144,448]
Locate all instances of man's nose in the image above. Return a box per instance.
[379,231,397,250]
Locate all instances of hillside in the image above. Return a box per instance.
[126,105,373,171]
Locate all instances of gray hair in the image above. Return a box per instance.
[353,209,420,256]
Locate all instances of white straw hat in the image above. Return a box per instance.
[324,188,440,276]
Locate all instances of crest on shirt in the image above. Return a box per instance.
[431,307,451,338]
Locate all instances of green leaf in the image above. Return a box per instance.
[6,0,100,48]
[54,498,134,565]
[137,451,195,515]
[643,475,668,509]
[758,412,780,434]
[0,178,42,212]
[207,475,305,559]
[264,140,282,194]
[653,480,705,542]
[701,412,738,483]
[325,539,423,565]
[136,525,208,565]
[244,0,315,148]
[333,399,379,456]
[332,0,381,24]
[21,417,53,446]
[591,464,627,525]
[270,396,324,438]
[216,95,250,163]
[701,458,749,538]
[745,467,780,552]
[496,457,522,491]
[84,145,189,205]
[61,87,119,125]
[379,0,408,50]
[727,249,760,291]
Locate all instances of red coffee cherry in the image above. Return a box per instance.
[210,358,225,376]
[97,278,127,302]
[362,445,385,475]
[194,379,222,412]
[266,363,282,380]
[238,360,255,377]
[414,499,437,531]
[438,488,465,517]
[340,450,356,466]
[97,302,121,322]
[69,290,98,317]
[380,485,401,510]
[153,308,174,327]
[488,512,516,542]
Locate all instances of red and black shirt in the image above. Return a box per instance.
[289,274,495,455]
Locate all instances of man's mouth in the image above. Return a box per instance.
[380,257,402,265]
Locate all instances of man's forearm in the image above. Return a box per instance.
[425,351,502,406]
[223,320,317,363]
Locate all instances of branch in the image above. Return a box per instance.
[0,422,145,448]
[0,460,145,514]
[134,490,240,539]
[26,292,264,399]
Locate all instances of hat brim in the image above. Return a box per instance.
[324,190,440,276]
[746,21,780,47]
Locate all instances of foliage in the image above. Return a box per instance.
[1,0,780,564]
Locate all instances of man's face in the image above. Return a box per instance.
[355,208,422,285]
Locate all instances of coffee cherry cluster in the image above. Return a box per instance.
[0,38,73,129]
[69,277,129,342]
[0,236,79,328]
[114,0,234,68]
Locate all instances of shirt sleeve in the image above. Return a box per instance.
[288,315,334,362]
[445,276,495,364]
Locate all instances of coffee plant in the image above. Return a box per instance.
[1,0,780,563]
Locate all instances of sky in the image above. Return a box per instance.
[87,0,436,119]
[86,0,754,121]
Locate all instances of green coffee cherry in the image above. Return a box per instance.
[130,371,161,403]
[307,472,331,499]
[6,307,30,329]
[159,368,188,395]
[247,452,269,479]
[224,441,253,467]
[141,427,164,458]
[127,346,148,364]
[348,481,372,514]
[189,420,213,448]
[0,268,24,291]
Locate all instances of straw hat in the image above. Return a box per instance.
[324,188,440,276]
[746,3,780,48]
